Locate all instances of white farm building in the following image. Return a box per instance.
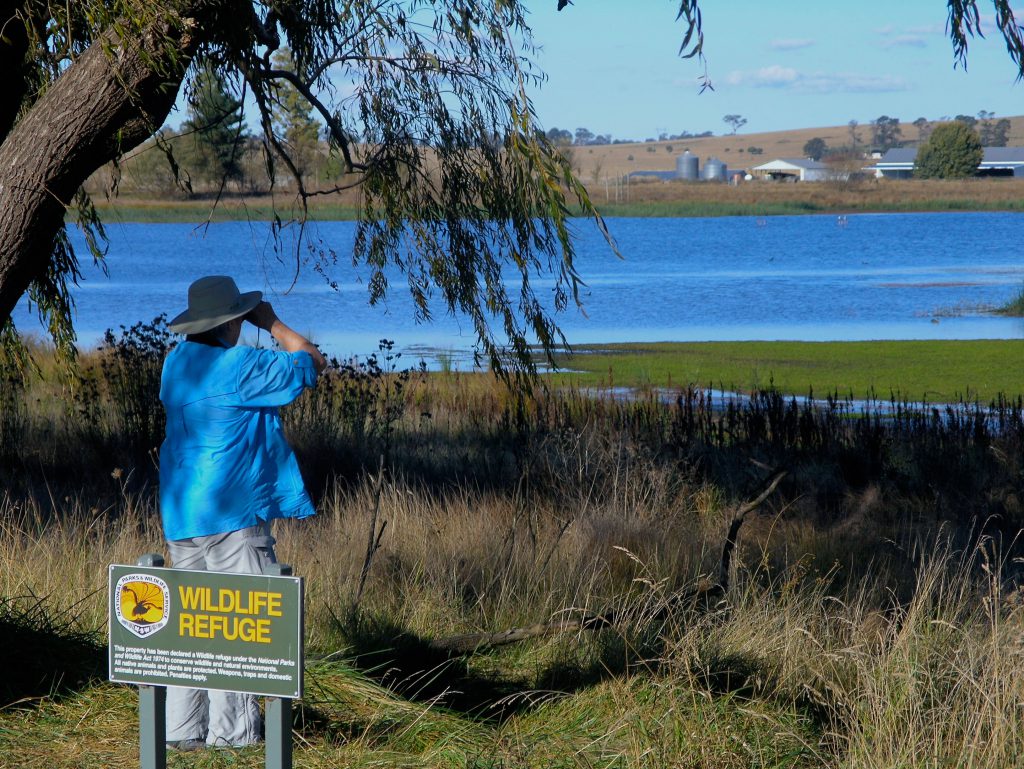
[873,147,1024,178]
[749,158,833,182]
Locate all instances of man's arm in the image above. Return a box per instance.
[246,301,328,374]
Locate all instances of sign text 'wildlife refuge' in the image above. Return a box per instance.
[108,565,304,699]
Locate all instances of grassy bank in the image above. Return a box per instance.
[86,178,1024,222]
[590,177,1024,217]
[550,339,1024,402]
[592,196,1024,218]
[3,330,1024,767]
[92,196,360,223]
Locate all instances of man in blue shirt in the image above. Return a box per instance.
[159,276,326,750]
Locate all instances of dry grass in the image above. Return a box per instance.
[3,345,1024,767]
[84,117,1024,221]
[2,485,1022,767]
[89,175,1024,222]
[588,176,1024,214]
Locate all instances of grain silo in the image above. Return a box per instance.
[702,157,727,181]
[675,151,699,180]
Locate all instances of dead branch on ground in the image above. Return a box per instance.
[429,469,787,654]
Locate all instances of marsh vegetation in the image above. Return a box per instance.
[88,177,1024,222]
[2,322,1024,767]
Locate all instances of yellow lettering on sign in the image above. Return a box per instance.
[177,613,273,643]
[193,613,211,638]
[178,586,285,616]
[179,586,204,611]
[217,589,235,613]
[267,593,282,617]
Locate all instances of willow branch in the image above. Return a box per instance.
[261,66,362,172]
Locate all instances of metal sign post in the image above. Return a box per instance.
[111,555,303,769]
[135,554,166,769]
[262,563,294,769]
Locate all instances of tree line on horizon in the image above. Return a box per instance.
[126,99,1016,197]
[537,111,1014,158]
[805,111,1012,159]
[799,112,1011,179]
[115,51,333,198]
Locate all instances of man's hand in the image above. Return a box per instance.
[245,301,278,331]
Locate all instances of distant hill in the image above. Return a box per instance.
[566,117,1024,181]
[88,116,1024,205]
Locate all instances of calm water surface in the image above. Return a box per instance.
[12,212,1024,362]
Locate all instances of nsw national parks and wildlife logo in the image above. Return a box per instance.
[115,573,170,637]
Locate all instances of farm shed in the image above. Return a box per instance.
[750,158,832,182]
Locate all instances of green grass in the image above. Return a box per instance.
[580,200,827,217]
[89,196,1024,224]
[547,339,1024,402]
[0,660,822,768]
[590,198,1024,219]
[91,199,361,223]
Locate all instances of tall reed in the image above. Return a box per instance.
[4,341,1024,766]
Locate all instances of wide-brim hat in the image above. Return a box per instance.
[169,276,262,334]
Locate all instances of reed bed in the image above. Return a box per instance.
[592,176,1024,216]
[85,178,1024,223]
[2,322,1024,767]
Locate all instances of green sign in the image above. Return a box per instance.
[108,565,303,698]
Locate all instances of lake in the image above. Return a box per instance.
[12,212,1024,364]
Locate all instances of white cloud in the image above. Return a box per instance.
[880,34,927,48]
[800,73,910,93]
[725,66,909,94]
[875,23,942,48]
[725,65,798,87]
[906,23,945,35]
[769,38,814,51]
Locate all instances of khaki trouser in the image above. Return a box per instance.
[164,522,277,747]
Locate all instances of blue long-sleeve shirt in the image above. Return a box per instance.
[159,341,318,541]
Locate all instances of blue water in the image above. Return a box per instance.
[12,212,1024,362]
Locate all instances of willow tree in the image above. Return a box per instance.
[0,1,1020,379]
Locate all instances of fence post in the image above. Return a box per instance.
[263,562,293,769]
[136,553,166,769]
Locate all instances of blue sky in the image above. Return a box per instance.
[522,1,1023,138]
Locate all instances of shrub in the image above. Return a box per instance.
[915,122,983,179]
[98,315,175,455]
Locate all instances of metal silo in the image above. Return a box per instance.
[702,157,727,181]
[675,151,699,180]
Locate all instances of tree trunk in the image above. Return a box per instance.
[0,14,197,326]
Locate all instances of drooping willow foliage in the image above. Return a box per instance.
[0,1,1021,385]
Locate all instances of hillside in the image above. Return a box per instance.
[85,116,1024,219]
[566,116,1024,180]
